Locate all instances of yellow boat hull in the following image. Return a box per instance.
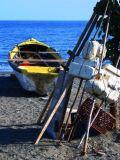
[9,38,61,95]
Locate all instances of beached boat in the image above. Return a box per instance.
[9,38,63,95]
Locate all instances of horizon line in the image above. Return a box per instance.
[0,19,88,21]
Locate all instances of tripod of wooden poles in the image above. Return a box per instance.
[35,0,119,156]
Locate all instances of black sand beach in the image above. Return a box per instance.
[0,73,119,160]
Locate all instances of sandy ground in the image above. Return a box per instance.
[0,73,120,160]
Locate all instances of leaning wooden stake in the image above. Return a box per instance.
[35,80,73,145]
[73,12,96,54]
[57,82,73,140]
[37,88,55,124]
[82,97,96,156]
[67,83,86,142]
[59,79,83,141]
[65,12,96,68]
[76,14,99,56]
[78,101,104,148]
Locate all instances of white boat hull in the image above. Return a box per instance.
[14,70,55,95]
[14,70,36,92]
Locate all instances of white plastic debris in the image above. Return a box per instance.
[68,39,120,103]
[101,88,119,103]
[97,43,107,59]
[69,57,100,79]
[82,40,106,60]
[85,76,109,96]
[73,57,100,68]
[103,64,120,77]
[69,62,98,80]
[85,74,120,103]
[108,76,120,91]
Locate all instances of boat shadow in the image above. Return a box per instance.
[0,124,45,145]
[0,74,39,97]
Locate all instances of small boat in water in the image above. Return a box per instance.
[9,38,63,95]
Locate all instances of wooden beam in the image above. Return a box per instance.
[59,79,83,141]
[8,59,66,63]
[35,79,73,145]
[78,101,104,148]
[37,88,55,124]
[82,97,96,156]
[9,51,60,54]
[65,12,97,69]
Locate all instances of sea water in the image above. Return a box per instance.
[0,21,87,72]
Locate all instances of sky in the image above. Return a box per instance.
[0,0,98,21]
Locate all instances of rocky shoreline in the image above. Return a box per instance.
[0,73,119,160]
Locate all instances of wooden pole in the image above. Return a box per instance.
[35,79,73,145]
[73,12,96,54]
[99,11,111,72]
[76,14,99,56]
[57,81,73,140]
[34,4,98,146]
[78,101,104,148]
[116,54,120,68]
[37,88,55,124]
[65,12,96,69]
[82,97,96,156]
[67,83,86,142]
[59,79,83,141]
[9,59,66,63]
[93,0,110,40]
[9,51,60,54]
[53,14,97,141]
[57,14,98,139]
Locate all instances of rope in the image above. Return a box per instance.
[78,100,104,148]
[82,96,96,155]
[98,11,111,73]
[93,0,110,40]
